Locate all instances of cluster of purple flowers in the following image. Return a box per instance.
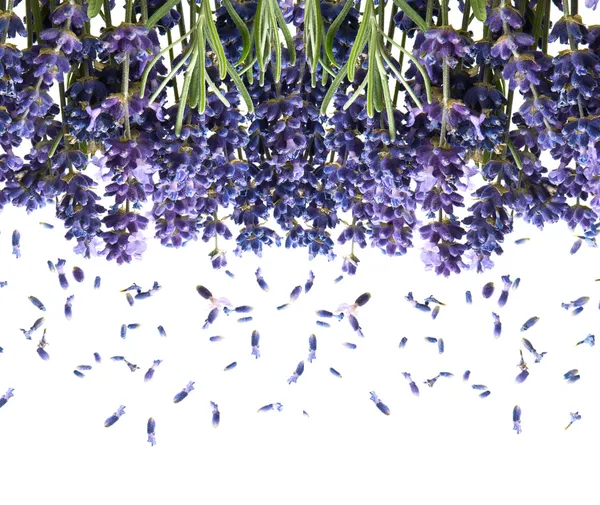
[0,0,599,274]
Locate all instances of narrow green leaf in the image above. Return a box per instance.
[31,0,43,42]
[148,48,193,104]
[140,27,195,98]
[391,0,428,33]
[325,0,354,67]
[197,22,206,113]
[312,0,323,72]
[369,23,383,113]
[471,0,487,22]
[87,0,103,18]
[146,0,182,28]
[270,0,296,65]
[226,59,255,113]
[375,50,395,141]
[347,0,372,83]
[366,65,374,118]
[221,0,251,65]
[531,0,545,47]
[320,62,348,115]
[376,26,432,103]
[189,65,200,109]
[205,72,231,107]
[267,0,282,82]
[176,48,199,136]
[203,0,228,80]
[255,0,267,73]
[343,73,369,110]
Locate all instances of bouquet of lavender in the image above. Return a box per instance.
[1,0,598,275]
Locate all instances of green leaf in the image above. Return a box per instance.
[87,0,103,18]
[140,27,195,98]
[304,0,322,74]
[325,0,354,67]
[226,59,255,113]
[266,0,281,82]
[148,48,193,104]
[366,65,374,118]
[343,73,369,110]
[202,0,228,80]
[531,0,545,47]
[31,0,43,42]
[270,0,296,66]
[471,0,487,22]
[255,0,267,73]
[221,0,251,66]
[375,50,396,141]
[391,0,428,33]
[205,72,231,108]
[320,61,348,115]
[197,22,206,112]
[369,31,383,113]
[347,0,372,83]
[176,48,199,136]
[146,0,182,29]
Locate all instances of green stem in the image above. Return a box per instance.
[439,57,449,146]
[507,139,523,170]
[441,0,448,26]
[122,0,133,140]
[104,0,113,28]
[542,0,550,54]
[48,130,65,158]
[0,0,14,43]
[140,0,148,23]
[461,0,470,31]
[562,0,584,117]
[176,2,188,47]
[392,31,406,106]
[426,0,434,26]
[25,0,32,46]
[386,3,399,51]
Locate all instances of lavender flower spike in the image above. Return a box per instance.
[104,405,126,427]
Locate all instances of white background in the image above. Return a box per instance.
[0,202,599,505]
